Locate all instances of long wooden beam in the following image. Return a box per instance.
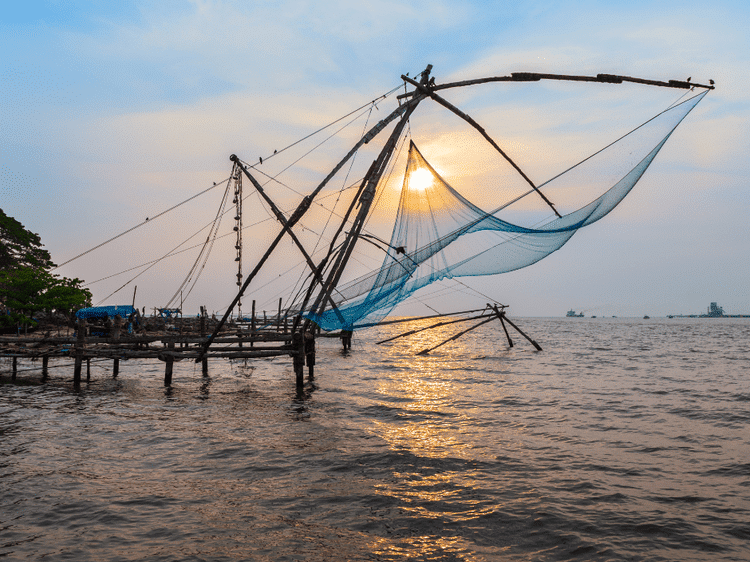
[416,315,498,355]
[376,311,492,344]
[396,72,714,98]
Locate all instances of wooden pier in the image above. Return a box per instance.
[0,315,328,388]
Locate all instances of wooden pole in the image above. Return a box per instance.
[251,300,256,349]
[493,306,542,351]
[426,71,714,93]
[292,332,304,388]
[74,318,85,384]
[306,332,315,380]
[42,355,49,380]
[376,311,491,344]
[499,315,513,347]
[417,316,497,355]
[306,97,424,327]
[202,357,208,377]
[277,298,282,332]
[113,358,120,377]
[504,317,542,351]
[86,358,91,381]
[164,341,175,386]
[12,356,17,381]
[492,307,514,348]
[232,157,346,325]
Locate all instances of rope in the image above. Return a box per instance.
[55,178,230,269]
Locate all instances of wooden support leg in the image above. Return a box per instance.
[113,358,119,378]
[294,354,304,387]
[74,354,82,384]
[164,358,173,386]
[501,314,542,351]
[42,355,49,380]
[306,334,315,380]
[12,357,17,381]
[202,357,208,377]
[74,318,86,385]
[164,341,175,386]
[499,314,514,347]
[292,332,304,388]
[86,358,91,381]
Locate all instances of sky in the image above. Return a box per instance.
[1,0,748,319]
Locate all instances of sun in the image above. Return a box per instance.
[408,167,435,192]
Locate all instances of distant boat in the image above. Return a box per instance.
[566,309,584,317]
[643,315,650,319]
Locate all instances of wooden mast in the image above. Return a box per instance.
[303,66,433,329]
[196,79,427,361]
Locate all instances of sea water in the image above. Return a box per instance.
[1,318,748,561]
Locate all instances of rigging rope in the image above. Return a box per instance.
[55,178,230,269]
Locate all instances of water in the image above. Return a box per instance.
[1,318,749,561]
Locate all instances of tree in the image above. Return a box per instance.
[0,209,91,329]
[0,209,54,270]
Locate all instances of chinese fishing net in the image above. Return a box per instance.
[305,90,707,330]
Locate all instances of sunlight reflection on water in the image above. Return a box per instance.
[1,318,749,561]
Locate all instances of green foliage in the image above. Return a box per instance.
[0,209,54,270]
[0,209,92,327]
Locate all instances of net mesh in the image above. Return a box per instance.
[305,91,706,330]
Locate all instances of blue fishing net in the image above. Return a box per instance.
[306,91,706,330]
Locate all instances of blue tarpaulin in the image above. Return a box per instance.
[76,305,137,320]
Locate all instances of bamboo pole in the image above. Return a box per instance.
[499,314,513,348]
[377,311,492,344]
[417,316,497,355]
[493,305,542,351]
[395,72,714,97]
[306,96,424,327]
[74,318,85,384]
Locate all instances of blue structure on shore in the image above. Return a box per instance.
[75,305,139,335]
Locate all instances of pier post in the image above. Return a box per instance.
[202,357,208,377]
[42,355,49,380]
[277,298,282,332]
[251,300,256,348]
[113,358,119,377]
[74,318,86,384]
[306,332,315,380]
[341,330,352,350]
[86,358,91,381]
[12,356,17,381]
[164,341,174,386]
[292,332,305,388]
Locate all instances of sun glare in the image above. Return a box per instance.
[408,167,434,192]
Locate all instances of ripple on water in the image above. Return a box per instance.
[1,318,749,560]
